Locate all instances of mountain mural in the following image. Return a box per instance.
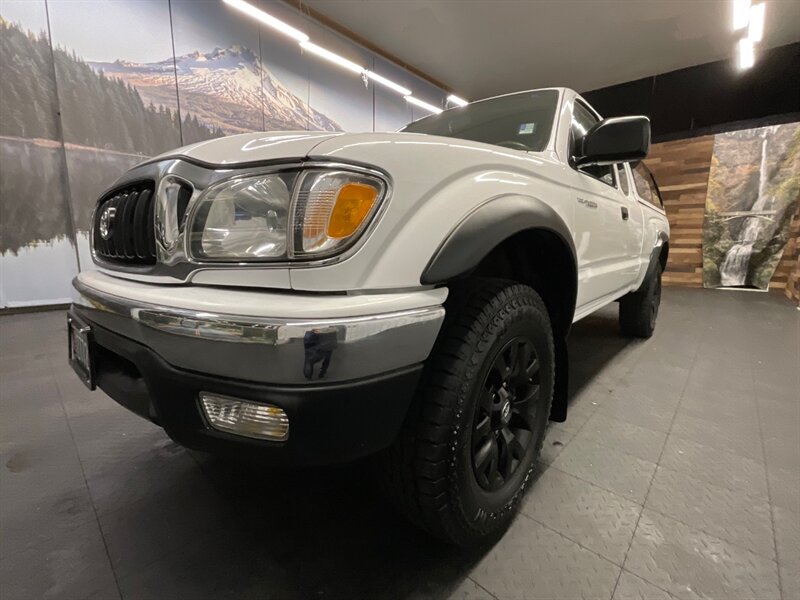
[89,46,341,139]
[1,18,219,155]
[0,4,432,307]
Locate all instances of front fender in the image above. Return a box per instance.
[421,194,577,284]
[289,134,573,292]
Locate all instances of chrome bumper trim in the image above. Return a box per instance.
[71,278,445,384]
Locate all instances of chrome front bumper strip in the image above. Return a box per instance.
[72,278,445,385]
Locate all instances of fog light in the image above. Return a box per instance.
[199,393,289,441]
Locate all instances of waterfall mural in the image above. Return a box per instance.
[703,122,800,290]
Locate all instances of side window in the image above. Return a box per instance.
[570,101,615,187]
[646,167,664,209]
[632,163,662,208]
[616,165,630,195]
[596,168,616,187]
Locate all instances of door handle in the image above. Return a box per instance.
[621,207,629,220]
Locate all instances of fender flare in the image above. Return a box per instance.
[420,195,577,425]
[420,195,577,285]
[639,231,669,290]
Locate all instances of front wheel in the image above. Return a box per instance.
[380,279,554,546]
[619,264,662,338]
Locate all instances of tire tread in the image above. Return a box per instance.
[620,265,662,338]
[379,278,554,545]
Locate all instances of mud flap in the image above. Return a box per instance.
[548,334,568,422]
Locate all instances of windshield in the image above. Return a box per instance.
[401,89,559,152]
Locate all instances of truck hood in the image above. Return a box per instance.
[150,130,557,173]
[307,131,556,169]
[150,131,345,166]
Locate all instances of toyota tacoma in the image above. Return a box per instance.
[68,88,669,545]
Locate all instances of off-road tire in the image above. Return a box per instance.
[380,279,554,546]
[619,264,662,338]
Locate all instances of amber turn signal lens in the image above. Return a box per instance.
[326,183,378,239]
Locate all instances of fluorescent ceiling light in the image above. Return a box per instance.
[365,71,411,95]
[748,3,765,42]
[224,0,444,106]
[223,0,308,43]
[732,0,750,30]
[447,95,468,107]
[300,41,364,74]
[737,38,755,69]
[405,96,443,114]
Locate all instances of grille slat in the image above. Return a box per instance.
[132,189,151,259]
[121,191,138,258]
[145,189,157,258]
[110,193,126,258]
[93,182,156,266]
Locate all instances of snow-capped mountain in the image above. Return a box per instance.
[89,46,341,134]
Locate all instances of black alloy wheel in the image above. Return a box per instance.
[472,337,541,491]
[379,279,554,546]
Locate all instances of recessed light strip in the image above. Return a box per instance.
[447,95,469,107]
[365,71,412,96]
[405,96,443,114]
[224,0,462,114]
[223,0,309,42]
[747,3,765,42]
[737,38,755,69]
[300,41,364,74]
[732,0,750,30]
[731,0,766,70]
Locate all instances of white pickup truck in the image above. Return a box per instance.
[68,87,669,545]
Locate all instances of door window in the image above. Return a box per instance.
[632,163,663,208]
[615,165,630,195]
[570,101,615,187]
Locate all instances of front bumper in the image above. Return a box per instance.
[70,273,445,465]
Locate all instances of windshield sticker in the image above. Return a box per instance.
[518,122,536,135]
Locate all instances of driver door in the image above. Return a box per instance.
[568,100,633,309]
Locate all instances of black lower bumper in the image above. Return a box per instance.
[74,307,422,467]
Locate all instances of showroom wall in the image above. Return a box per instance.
[583,42,799,142]
[0,0,447,308]
[588,44,799,300]
[645,126,799,299]
[784,215,800,304]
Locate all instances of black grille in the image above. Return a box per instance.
[93,182,157,266]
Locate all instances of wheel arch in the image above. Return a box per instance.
[420,195,577,422]
[646,231,670,284]
[659,239,670,271]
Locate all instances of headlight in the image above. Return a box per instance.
[291,170,385,258]
[187,168,386,261]
[189,173,294,260]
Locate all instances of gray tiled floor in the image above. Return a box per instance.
[1,288,798,600]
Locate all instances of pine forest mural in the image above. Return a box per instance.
[0,0,432,306]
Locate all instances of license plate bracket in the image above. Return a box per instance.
[68,314,95,390]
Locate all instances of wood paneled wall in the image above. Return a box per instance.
[644,135,799,298]
[780,211,800,304]
[644,136,714,288]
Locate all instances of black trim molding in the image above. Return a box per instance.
[421,195,577,285]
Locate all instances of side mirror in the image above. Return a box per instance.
[575,116,650,167]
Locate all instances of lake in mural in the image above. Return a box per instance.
[1,0,439,307]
